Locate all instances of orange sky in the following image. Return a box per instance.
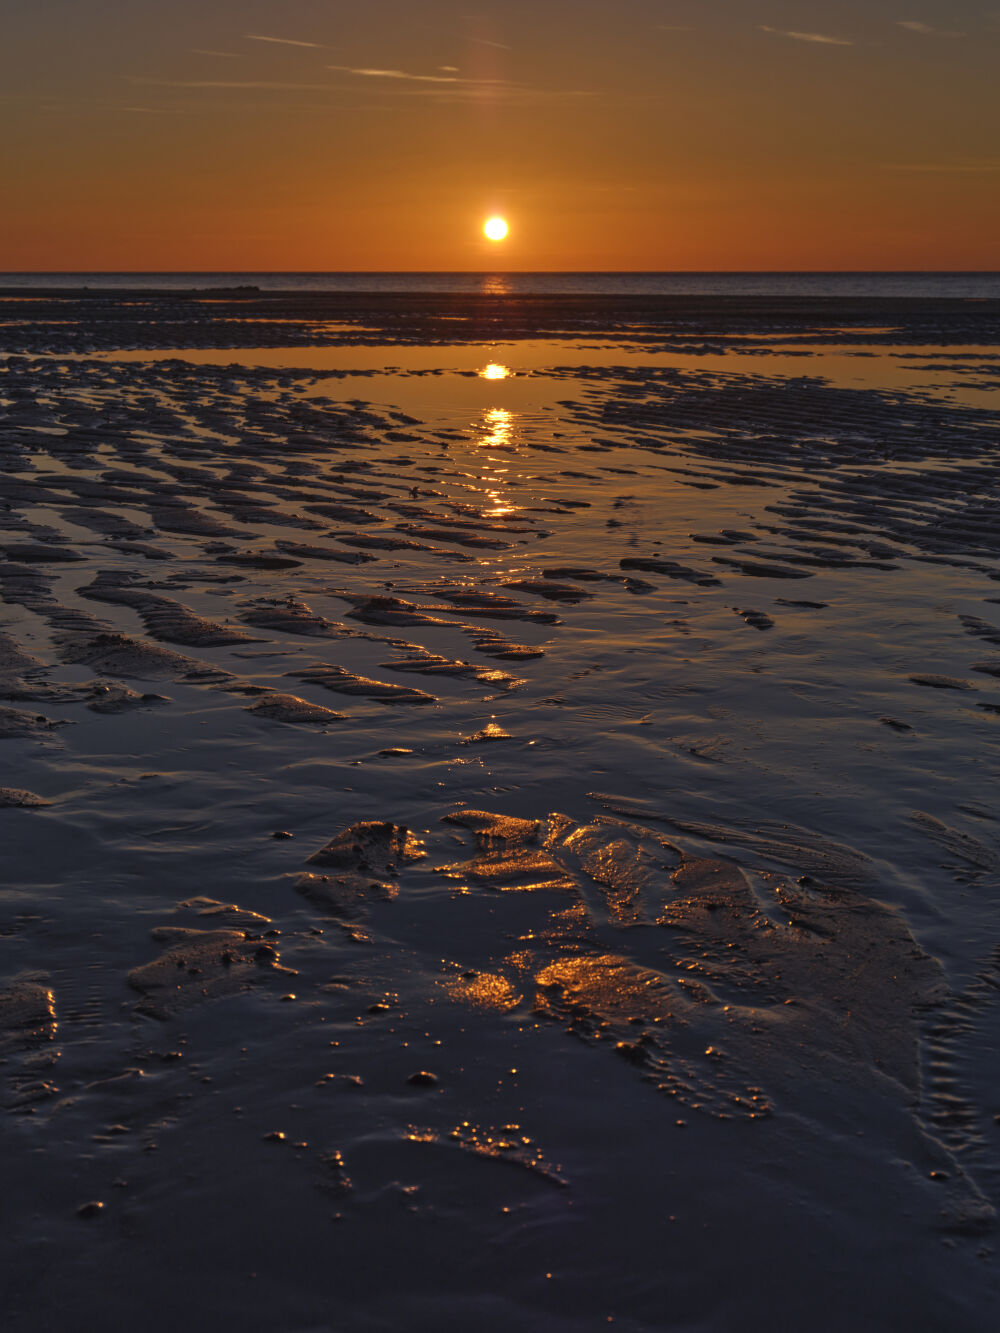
[2,2,998,270]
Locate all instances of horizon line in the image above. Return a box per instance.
[3,268,1000,276]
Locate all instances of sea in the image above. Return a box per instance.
[1,271,1000,298]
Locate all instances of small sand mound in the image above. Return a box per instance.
[291,664,434,705]
[0,543,84,563]
[0,983,58,1049]
[83,681,170,713]
[128,926,292,1019]
[620,556,720,586]
[467,722,512,743]
[381,651,521,690]
[473,634,545,661]
[297,820,425,915]
[0,788,51,808]
[308,819,425,873]
[57,632,230,681]
[79,571,258,647]
[910,674,971,691]
[274,539,375,564]
[911,811,1000,872]
[0,705,65,739]
[441,810,577,893]
[0,631,47,696]
[502,578,595,602]
[245,692,345,724]
[239,598,344,637]
[0,981,59,1109]
[177,897,273,929]
[336,593,461,628]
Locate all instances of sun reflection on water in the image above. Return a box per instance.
[479,274,512,296]
[475,407,517,513]
[480,363,510,380]
[481,406,514,449]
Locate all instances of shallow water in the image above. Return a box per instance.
[2,297,1000,1331]
[4,270,1000,297]
[92,337,1000,410]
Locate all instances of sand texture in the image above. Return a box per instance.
[2,291,1000,1331]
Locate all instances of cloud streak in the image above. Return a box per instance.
[884,159,1000,173]
[324,68,592,103]
[758,26,853,46]
[244,34,324,49]
[128,78,337,91]
[896,21,966,37]
[327,65,472,84]
[126,70,592,107]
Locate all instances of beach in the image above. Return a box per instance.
[2,287,1000,1331]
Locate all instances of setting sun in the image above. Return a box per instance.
[484,216,509,242]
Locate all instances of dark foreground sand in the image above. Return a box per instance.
[2,292,1000,1331]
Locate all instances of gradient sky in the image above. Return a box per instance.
[2,1,998,270]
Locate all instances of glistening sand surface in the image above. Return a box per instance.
[2,291,1000,1332]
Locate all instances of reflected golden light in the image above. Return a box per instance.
[480,363,510,380]
[480,274,511,296]
[481,406,514,450]
[471,406,522,515]
[445,971,522,1011]
[484,216,508,241]
[534,954,672,1022]
[404,1121,560,1180]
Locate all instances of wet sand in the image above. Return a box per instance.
[2,291,1000,1331]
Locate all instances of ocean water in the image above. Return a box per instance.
[2,270,1000,297]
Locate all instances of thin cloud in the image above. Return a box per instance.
[884,159,1000,173]
[324,67,590,103]
[328,65,468,84]
[244,34,324,49]
[758,26,853,46]
[125,72,591,107]
[466,37,512,50]
[128,77,336,91]
[381,85,593,104]
[896,20,966,37]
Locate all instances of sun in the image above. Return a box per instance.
[484,216,509,242]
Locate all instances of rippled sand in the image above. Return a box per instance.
[2,291,1000,1331]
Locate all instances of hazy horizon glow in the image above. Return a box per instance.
[2,0,998,270]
